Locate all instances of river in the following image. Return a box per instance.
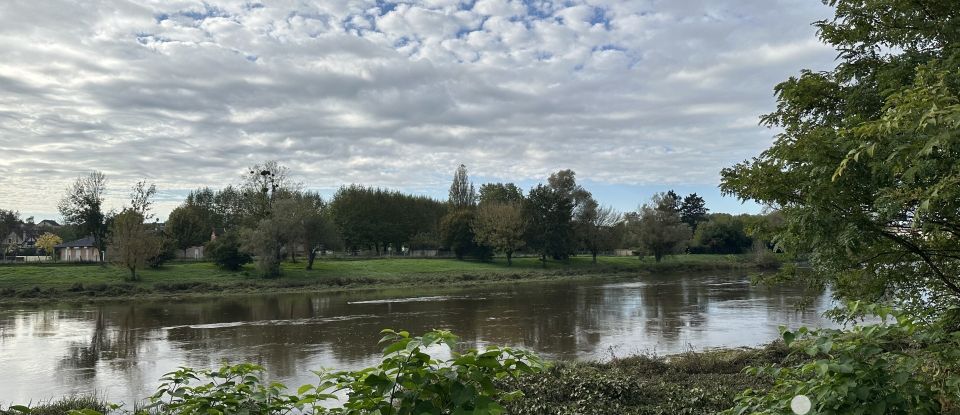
[0,272,835,406]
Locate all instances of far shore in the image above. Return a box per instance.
[0,254,779,305]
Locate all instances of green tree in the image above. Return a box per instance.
[689,214,753,255]
[441,209,488,260]
[0,209,19,261]
[720,0,960,309]
[108,209,160,281]
[524,170,590,262]
[575,198,622,263]
[166,205,209,258]
[631,193,691,262]
[240,217,284,278]
[58,171,107,260]
[273,192,338,269]
[472,202,526,265]
[478,183,524,205]
[205,232,251,271]
[678,193,708,232]
[448,164,477,209]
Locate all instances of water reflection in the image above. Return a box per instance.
[0,272,833,405]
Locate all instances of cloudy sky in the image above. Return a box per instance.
[0,0,838,221]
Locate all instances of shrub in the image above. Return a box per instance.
[41,329,544,415]
[204,233,251,271]
[724,302,960,415]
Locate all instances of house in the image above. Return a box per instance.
[37,219,61,229]
[3,225,40,252]
[175,227,223,260]
[54,236,102,262]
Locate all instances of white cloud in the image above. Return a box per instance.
[0,0,837,219]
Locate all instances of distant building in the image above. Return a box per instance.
[37,219,61,229]
[54,236,101,262]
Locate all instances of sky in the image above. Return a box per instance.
[0,0,839,221]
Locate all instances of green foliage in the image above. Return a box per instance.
[0,396,112,415]
[629,193,691,262]
[720,0,960,310]
[42,330,544,415]
[679,193,709,232]
[574,199,622,263]
[441,209,490,260]
[472,202,526,265]
[504,344,789,415]
[449,164,477,209]
[331,185,446,254]
[240,218,284,278]
[689,214,753,255]
[166,205,208,254]
[478,183,524,205]
[316,329,544,414]
[204,233,251,271]
[108,209,161,281]
[725,303,960,415]
[525,170,590,261]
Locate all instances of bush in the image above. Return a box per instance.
[204,233,251,271]
[724,302,960,415]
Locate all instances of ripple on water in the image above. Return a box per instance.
[346,295,484,304]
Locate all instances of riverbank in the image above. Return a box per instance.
[0,342,790,415]
[0,254,777,304]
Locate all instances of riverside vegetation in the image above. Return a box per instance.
[0,254,773,303]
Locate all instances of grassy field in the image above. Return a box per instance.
[0,254,773,303]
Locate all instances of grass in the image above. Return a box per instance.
[0,254,774,303]
[0,396,109,415]
[504,342,792,415]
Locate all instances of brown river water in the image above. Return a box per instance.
[0,272,835,406]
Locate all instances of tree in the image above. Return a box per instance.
[689,214,753,254]
[166,205,208,258]
[273,192,338,270]
[331,185,445,255]
[205,232,251,271]
[631,193,691,262]
[575,198,622,263]
[130,180,157,220]
[241,161,299,223]
[719,0,960,310]
[0,209,19,261]
[58,171,107,260]
[448,164,476,209]
[108,209,160,281]
[240,217,284,278]
[35,232,62,258]
[525,170,590,262]
[478,183,524,205]
[472,202,526,265]
[678,193,708,232]
[441,210,489,260]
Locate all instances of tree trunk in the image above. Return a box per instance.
[506,251,513,266]
[592,251,598,264]
[129,266,137,281]
[306,248,316,270]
